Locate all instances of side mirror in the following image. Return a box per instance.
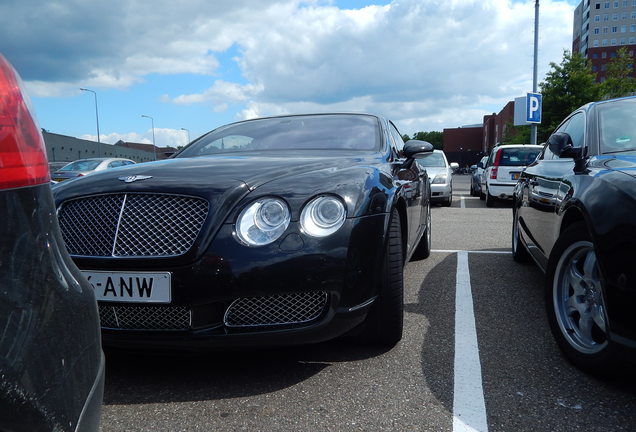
[450,162,459,170]
[403,139,434,159]
[470,164,477,170]
[547,132,583,159]
[477,161,484,169]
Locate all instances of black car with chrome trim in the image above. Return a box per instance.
[512,96,636,373]
[53,113,433,350]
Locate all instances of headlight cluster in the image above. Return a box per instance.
[236,195,347,247]
[432,174,448,184]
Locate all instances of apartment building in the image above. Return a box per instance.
[573,0,636,80]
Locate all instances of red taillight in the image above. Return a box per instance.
[490,149,502,179]
[0,55,50,190]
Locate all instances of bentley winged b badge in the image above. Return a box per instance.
[118,175,153,183]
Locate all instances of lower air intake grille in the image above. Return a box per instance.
[99,305,191,330]
[224,291,328,328]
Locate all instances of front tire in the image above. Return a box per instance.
[512,207,529,263]
[359,209,404,346]
[545,223,619,373]
[410,201,431,261]
[442,190,452,207]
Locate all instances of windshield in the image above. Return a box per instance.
[598,98,636,154]
[59,160,102,171]
[498,147,540,166]
[418,152,447,167]
[177,114,380,157]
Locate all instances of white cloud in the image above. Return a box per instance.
[2,0,577,139]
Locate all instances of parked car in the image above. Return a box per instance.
[53,113,434,350]
[470,155,488,197]
[48,161,68,175]
[419,149,454,206]
[481,144,542,207]
[51,157,136,182]
[512,96,636,374]
[0,54,104,431]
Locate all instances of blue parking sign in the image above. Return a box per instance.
[526,92,542,124]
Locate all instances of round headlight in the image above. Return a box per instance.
[300,195,346,237]
[236,198,290,246]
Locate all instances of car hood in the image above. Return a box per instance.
[601,154,636,178]
[53,152,383,226]
[421,166,449,178]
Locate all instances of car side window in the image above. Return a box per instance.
[108,161,121,168]
[561,112,585,148]
[389,122,405,157]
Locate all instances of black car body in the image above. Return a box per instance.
[53,113,433,350]
[0,55,104,431]
[512,96,636,373]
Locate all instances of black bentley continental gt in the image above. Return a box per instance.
[53,113,434,350]
[512,96,636,373]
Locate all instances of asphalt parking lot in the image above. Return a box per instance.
[100,174,636,432]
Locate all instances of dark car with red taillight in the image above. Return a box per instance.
[0,54,104,431]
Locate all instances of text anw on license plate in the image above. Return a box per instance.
[82,270,171,303]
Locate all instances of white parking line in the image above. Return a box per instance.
[431,249,511,255]
[453,250,488,432]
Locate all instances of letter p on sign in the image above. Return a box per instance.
[526,92,542,124]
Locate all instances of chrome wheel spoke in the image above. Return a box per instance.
[591,303,607,334]
[577,309,595,344]
[566,261,586,298]
[582,250,598,279]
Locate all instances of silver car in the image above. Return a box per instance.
[52,157,135,182]
[419,149,453,206]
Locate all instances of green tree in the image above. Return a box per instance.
[412,131,443,149]
[501,122,531,145]
[601,47,636,99]
[401,134,410,143]
[538,50,600,142]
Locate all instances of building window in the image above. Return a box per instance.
[603,38,609,45]
[613,13,619,20]
[611,38,618,44]
[631,24,635,31]
[602,51,608,57]
[594,39,601,46]
[605,14,610,20]
[595,14,601,21]
[621,38,627,44]
[595,28,601,34]
[622,13,628,19]
[613,26,618,31]
[597,2,601,7]
[623,0,628,6]
[605,1,610,7]
[622,25,627,32]
[614,1,618,7]
[630,38,636,43]
[604,26,609,32]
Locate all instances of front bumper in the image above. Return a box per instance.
[431,183,451,200]
[76,214,388,350]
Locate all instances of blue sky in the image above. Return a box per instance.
[1,0,578,149]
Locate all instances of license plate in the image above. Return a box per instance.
[82,270,171,303]
[511,172,520,180]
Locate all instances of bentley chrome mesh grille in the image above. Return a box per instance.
[224,291,328,328]
[58,193,209,257]
[99,305,191,330]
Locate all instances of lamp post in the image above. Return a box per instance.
[141,115,157,160]
[181,127,190,143]
[79,88,101,157]
[530,0,540,145]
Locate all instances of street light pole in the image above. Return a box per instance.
[180,127,190,143]
[530,0,540,145]
[79,88,101,157]
[141,115,157,160]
